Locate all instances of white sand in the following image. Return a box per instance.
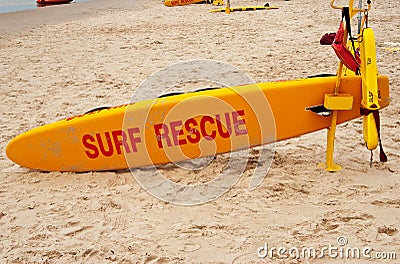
[0,0,399,262]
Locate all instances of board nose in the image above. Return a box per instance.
[163,0,173,7]
[5,137,20,166]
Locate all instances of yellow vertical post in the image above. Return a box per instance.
[322,0,374,171]
[322,62,344,172]
[321,1,356,172]
[225,0,230,14]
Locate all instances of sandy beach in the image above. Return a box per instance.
[0,0,399,262]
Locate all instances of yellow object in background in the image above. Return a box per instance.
[163,0,206,7]
[212,0,224,6]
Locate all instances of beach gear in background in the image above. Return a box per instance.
[36,0,73,6]
[163,0,223,7]
[5,76,389,172]
[210,2,278,12]
[212,0,224,5]
[210,5,278,12]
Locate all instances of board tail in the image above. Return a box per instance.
[363,113,378,150]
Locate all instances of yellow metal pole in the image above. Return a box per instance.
[225,0,230,14]
[323,62,344,172]
[322,0,353,171]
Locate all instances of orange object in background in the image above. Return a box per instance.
[163,0,208,7]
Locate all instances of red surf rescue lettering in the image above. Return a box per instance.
[170,0,196,5]
[83,128,141,159]
[154,110,247,148]
[82,110,248,159]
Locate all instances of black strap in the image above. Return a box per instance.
[372,110,388,162]
[343,8,352,38]
[360,108,388,162]
[342,7,360,74]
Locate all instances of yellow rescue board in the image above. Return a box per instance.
[210,5,279,12]
[164,0,206,7]
[6,76,389,172]
[360,28,380,150]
